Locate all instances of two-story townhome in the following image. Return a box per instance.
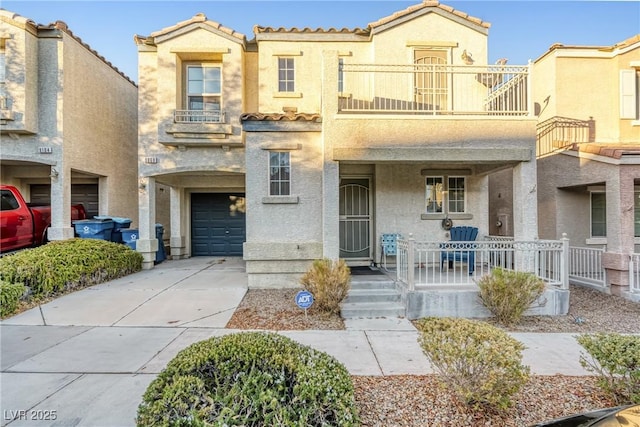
[136,1,563,318]
[0,10,138,239]
[533,35,640,299]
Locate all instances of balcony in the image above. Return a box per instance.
[338,63,530,116]
[161,109,237,147]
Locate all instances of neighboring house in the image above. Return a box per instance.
[491,35,640,299]
[535,35,640,298]
[135,1,540,291]
[0,10,139,239]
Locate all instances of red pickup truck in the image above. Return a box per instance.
[0,185,87,253]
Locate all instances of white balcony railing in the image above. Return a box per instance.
[338,63,530,116]
[630,253,640,294]
[569,246,607,290]
[397,235,568,291]
[174,109,225,123]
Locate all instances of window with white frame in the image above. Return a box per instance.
[186,64,222,121]
[635,191,640,237]
[278,57,295,92]
[620,68,639,122]
[338,58,344,93]
[269,151,291,196]
[590,192,606,237]
[0,40,5,83]
[425,176,465,214]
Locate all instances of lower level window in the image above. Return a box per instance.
[425,176,465,214]
[590,192,606,237]
[269,152,290,196]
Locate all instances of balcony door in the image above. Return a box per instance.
[414,49,448,112]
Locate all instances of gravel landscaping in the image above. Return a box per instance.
[226,284,639,426]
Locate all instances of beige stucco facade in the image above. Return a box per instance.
[136,1,539,285]
[532,35,640,295]
[0,11,139,238]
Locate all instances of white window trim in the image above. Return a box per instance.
[423,175,468,217]
[590,191,607,238]
[268,151,291,197]
[277,56,295,94]
[185,63,222,111]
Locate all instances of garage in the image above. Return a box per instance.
[30,184,99,218]
[191,193,246,256]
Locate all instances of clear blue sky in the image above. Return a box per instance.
[3,1,639,83]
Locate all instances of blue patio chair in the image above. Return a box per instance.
[381,233,402,270]
[440,226,479,275]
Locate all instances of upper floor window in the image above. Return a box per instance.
[425,176,466,214]
[620,69,639,122]
[187,64,221,111]
[269,151,291,196]
[0,42,5,83]
[338,58,344,93]
[278,57,295,92]
[590,192,606,237]
[635,191,640,238]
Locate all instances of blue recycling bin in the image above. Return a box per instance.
[155,224,166,264]
[94,216,132,243]
[121,229,139,250]
[73,218,114,241]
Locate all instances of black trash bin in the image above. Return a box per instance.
[72,218,114,241]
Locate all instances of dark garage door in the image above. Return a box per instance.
[30,184,99,218]
[191,193,246,256]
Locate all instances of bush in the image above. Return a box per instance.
[416,317,530,411]
[137,331,359,426]
[477,267,546,325]
[0,238,143,298]
[0,280,26,317]
[300,258,351,315]
[577,333,640,404]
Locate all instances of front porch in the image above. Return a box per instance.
[349,235,570,320]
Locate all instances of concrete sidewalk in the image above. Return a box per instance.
[1,257,592,427]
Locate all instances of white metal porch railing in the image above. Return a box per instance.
[630,253,640,294]
[174,109,225,123]
[397,235,568,291]
[569,246,607,290]
[338,63,530,116]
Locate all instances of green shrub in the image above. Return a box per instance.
[477,267,546,325]
[137,331,359,426]
[577,333,640,404]
[416,317,530,411]
[300,258,351,315]
[0,280,26,317]
[0,238,143,298]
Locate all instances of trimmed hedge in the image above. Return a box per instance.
[417,317,530,411]
[137,331,359,426]
[0,280,26,317]
[577,333,640,404]
[0,238,143,302]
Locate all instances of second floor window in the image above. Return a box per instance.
[269,152,291,196]
[187,65,221,113]
[278,57,295,92]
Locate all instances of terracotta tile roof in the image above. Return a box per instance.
[254,1,490,35]
[570,143,640,159]
[240,112,322,122]
[1,10,135,86]
[367,1,490,30]
[144,13,246,42]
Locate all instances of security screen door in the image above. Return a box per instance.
[339,178,371,259]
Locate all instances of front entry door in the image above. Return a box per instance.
[339,178,371,260]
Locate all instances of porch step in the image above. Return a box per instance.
[341,278,404,318]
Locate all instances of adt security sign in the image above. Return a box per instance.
[295,290,314,309]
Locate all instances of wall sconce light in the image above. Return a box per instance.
[49,167,59,179]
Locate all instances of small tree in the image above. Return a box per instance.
[300,258,351,315]
[477,268,546,325]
